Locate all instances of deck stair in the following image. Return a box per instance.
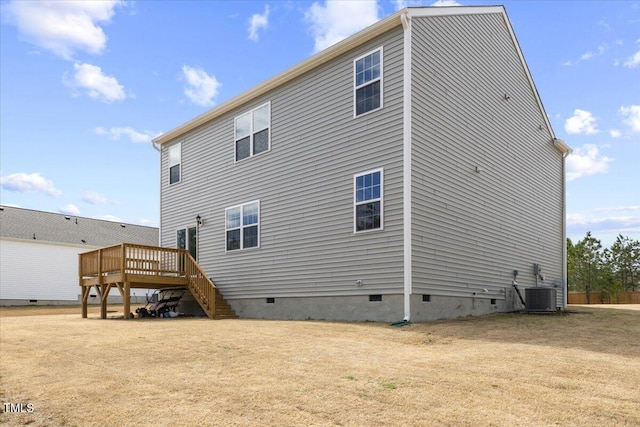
[79,243,236,320]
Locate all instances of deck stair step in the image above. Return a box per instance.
[184,254,236,319]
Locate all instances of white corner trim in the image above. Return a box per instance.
[402,11,412,322]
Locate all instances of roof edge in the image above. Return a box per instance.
[407,5,505,18]
[154,9,405,145]
[0,235,103,250]
[154,5,536,146]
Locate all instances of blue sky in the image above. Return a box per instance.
[1,0,638,247]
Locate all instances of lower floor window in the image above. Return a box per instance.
[226,201,260,251]
[356,202,381,231]
[354,169,383,233]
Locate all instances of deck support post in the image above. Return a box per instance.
[124,282,131,320]
[96,284,110,319]
[81,286,89,318]
[117,282,131,320]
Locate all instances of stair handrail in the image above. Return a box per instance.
[183,253,216,317]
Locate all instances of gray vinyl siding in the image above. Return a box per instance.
[410,13,564,299]
[161,27,405,299]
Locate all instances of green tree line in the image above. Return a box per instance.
[567,233,640,303]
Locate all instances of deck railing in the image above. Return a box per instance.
[184,253,216,316]
[79,243,217,317]
[79,243,187,279]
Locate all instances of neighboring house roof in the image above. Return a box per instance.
[153,5,557,148]
[0,205,158,248]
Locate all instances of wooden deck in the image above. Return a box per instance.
[79,243,235,319]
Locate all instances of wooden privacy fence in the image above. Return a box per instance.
[568,291,640,305]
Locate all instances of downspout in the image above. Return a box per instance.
[401,10,412,322]
[151,140,162,247]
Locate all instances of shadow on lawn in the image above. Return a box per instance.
[407,305,640,359]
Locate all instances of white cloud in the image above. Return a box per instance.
[609,129,622,138]
[67,63,126,102]
[598,18,612,31]
[134,218,159,227]
[305,0,379,53]
[623,51,640,68]
[580,44,607,60]
[566,144,613,181]
[100,214,122,222]
[431,0,462,5]
[394,0,460,9]
[594,206,640,214]
[81,191,109,205]
[59,204,80,216]
[182,65,221,107]
[95,126,160,143]
[564,109,599,135]
[248,5,270,41]
[2,0,122,60]
[567,212,640,241]
[0,172,62,197]
[619,105,640,133]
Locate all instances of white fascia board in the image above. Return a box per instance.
[407,5,505,18]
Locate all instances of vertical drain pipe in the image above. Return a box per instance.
[401,10,412,322]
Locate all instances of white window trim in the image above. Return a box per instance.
[353,47,384,118]
[234,102,271,162]
[176,224,197,247]
[225,200,261,252]
[176,224,197,260]
[168,142,181,185]
[353,168,384,234]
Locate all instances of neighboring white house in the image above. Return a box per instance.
[153,6,571,322]
[0,205,158,305]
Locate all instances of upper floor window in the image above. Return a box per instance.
[354,48,383,117]
[169,143,181,185]
[354,169,383,233]
[226,201,260,251]
[235,103,270,161]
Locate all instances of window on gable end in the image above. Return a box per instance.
[235,102,271,161]
[354,48,383,117]
[169,142,181,185]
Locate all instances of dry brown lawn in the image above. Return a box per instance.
[1,305,639,426]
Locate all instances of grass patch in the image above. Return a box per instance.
[0,305,639,426]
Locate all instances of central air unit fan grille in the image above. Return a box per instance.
[525,287,557,312]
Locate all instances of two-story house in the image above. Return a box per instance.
[152,6,571,322]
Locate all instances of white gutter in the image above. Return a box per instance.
[401,10,412,322]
